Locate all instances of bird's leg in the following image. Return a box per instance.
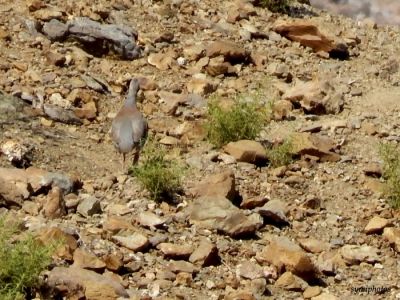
[121,153,127,174]
[133,151,140,165]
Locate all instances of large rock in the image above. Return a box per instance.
[37,227,78,261]
[189,239,220,266]
[256,236,318,281]
[157,243,193,260]
[290,132,340,162]
[275,271,308,291]
[43,186,66,219]
[190,170,239,201]
[364,216,390,234]
[273,20,349,59]
[282,79,344,115]
[255,199,289,224]
[340,245,380,265]
[223,140,268,166]
[0,167,79,196]
[73,248,106,271]
[383,227,400,252]
[112,233,149,252]
[43,266,129,299]
[189,196,262,238]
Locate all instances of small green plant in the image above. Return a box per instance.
[130,139,184,201]
[259,0,292,13]
[0,217,55,300]
[267,139,293,167]
[206,95,268,148]
[379,143,400,208]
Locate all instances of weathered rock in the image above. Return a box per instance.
[256,236,318,281]
[42,17,140,59]
[283,79,344,115]
[43,104,83,125]
[73,248,106,271]
[45,51,66,66]
[224,140,268,166]
[103,216,133,233]
[103,254,123,272]
[167,260,199,274]
[77,195,101,217]
[236,261,264,280]
[44,266,129,299]
[224,290,256,300]
[190,170,238,201]
[240,196,269,209]
[275,271,308,291]
[43,186,66,219]
[112,233,149,252]
[74,101,97,120]
[273,20,349,59]
[137,211,167,228]
[189,239,220,266]
[157,243,193,260]
[272,100,293,121]
[189,196,262,238]
[37,227,78,261]
[148,50,177,70]
[255,199,289,224]
[0,177,28,207]
[383,227,400,252]
[298,238,330,254]
[311,293,339,300]
[206,40,249,63]
[340,245,380,265]
[290,133,340,162]
[364,216,390,234]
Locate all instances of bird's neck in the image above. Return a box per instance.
[124,94,137,108]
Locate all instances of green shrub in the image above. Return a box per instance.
[206,95,268,148]
[267,139,293,167]
[379,143,400,208]
[0,217,55,300]
[130,139,184,201]
[259,0,292,13]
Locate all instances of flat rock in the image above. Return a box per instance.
[187,77,218,95]
[44,266,128,299]
[298,238,330,253]
[157,243,193,259]
[189,196,262,238]
[303,286,322,298]
[383,227,400,252]
[103,216,133,233]
[137,211,167,228]
[311,293,339,300]
[290,132,340,162]
[112,233,149,252]
[275,271,308,291]
[340,245,380,265]
[240,196,269,209]
[167,260,199,274]
[224,140,268,166]
[255,199,289,224]
[190,169,238,201]
[73,248,106,271]
[256,236,318,281]
[363,163,383,177]
[273,20,349,59]
[316,251,345,275]
[364,216,390,234]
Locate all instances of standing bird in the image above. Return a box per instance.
[111,78,148,169]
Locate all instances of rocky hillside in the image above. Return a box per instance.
[1,0,400,299]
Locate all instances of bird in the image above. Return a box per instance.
[111,78,148,169]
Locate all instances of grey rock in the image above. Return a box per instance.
[77,196,102,217]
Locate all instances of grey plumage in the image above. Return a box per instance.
[111,78,148,165]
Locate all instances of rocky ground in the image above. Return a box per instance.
[1,0,400,299]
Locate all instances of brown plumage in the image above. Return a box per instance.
[111,78,148,168]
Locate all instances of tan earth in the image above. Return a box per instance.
[1,0,400,299]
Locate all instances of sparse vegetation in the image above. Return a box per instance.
[259,0,292,13]
[0,217,55,300]
[267,139,294,167]
[379,143,400,208]
[130,139,184,201]
[206,94,269,148]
